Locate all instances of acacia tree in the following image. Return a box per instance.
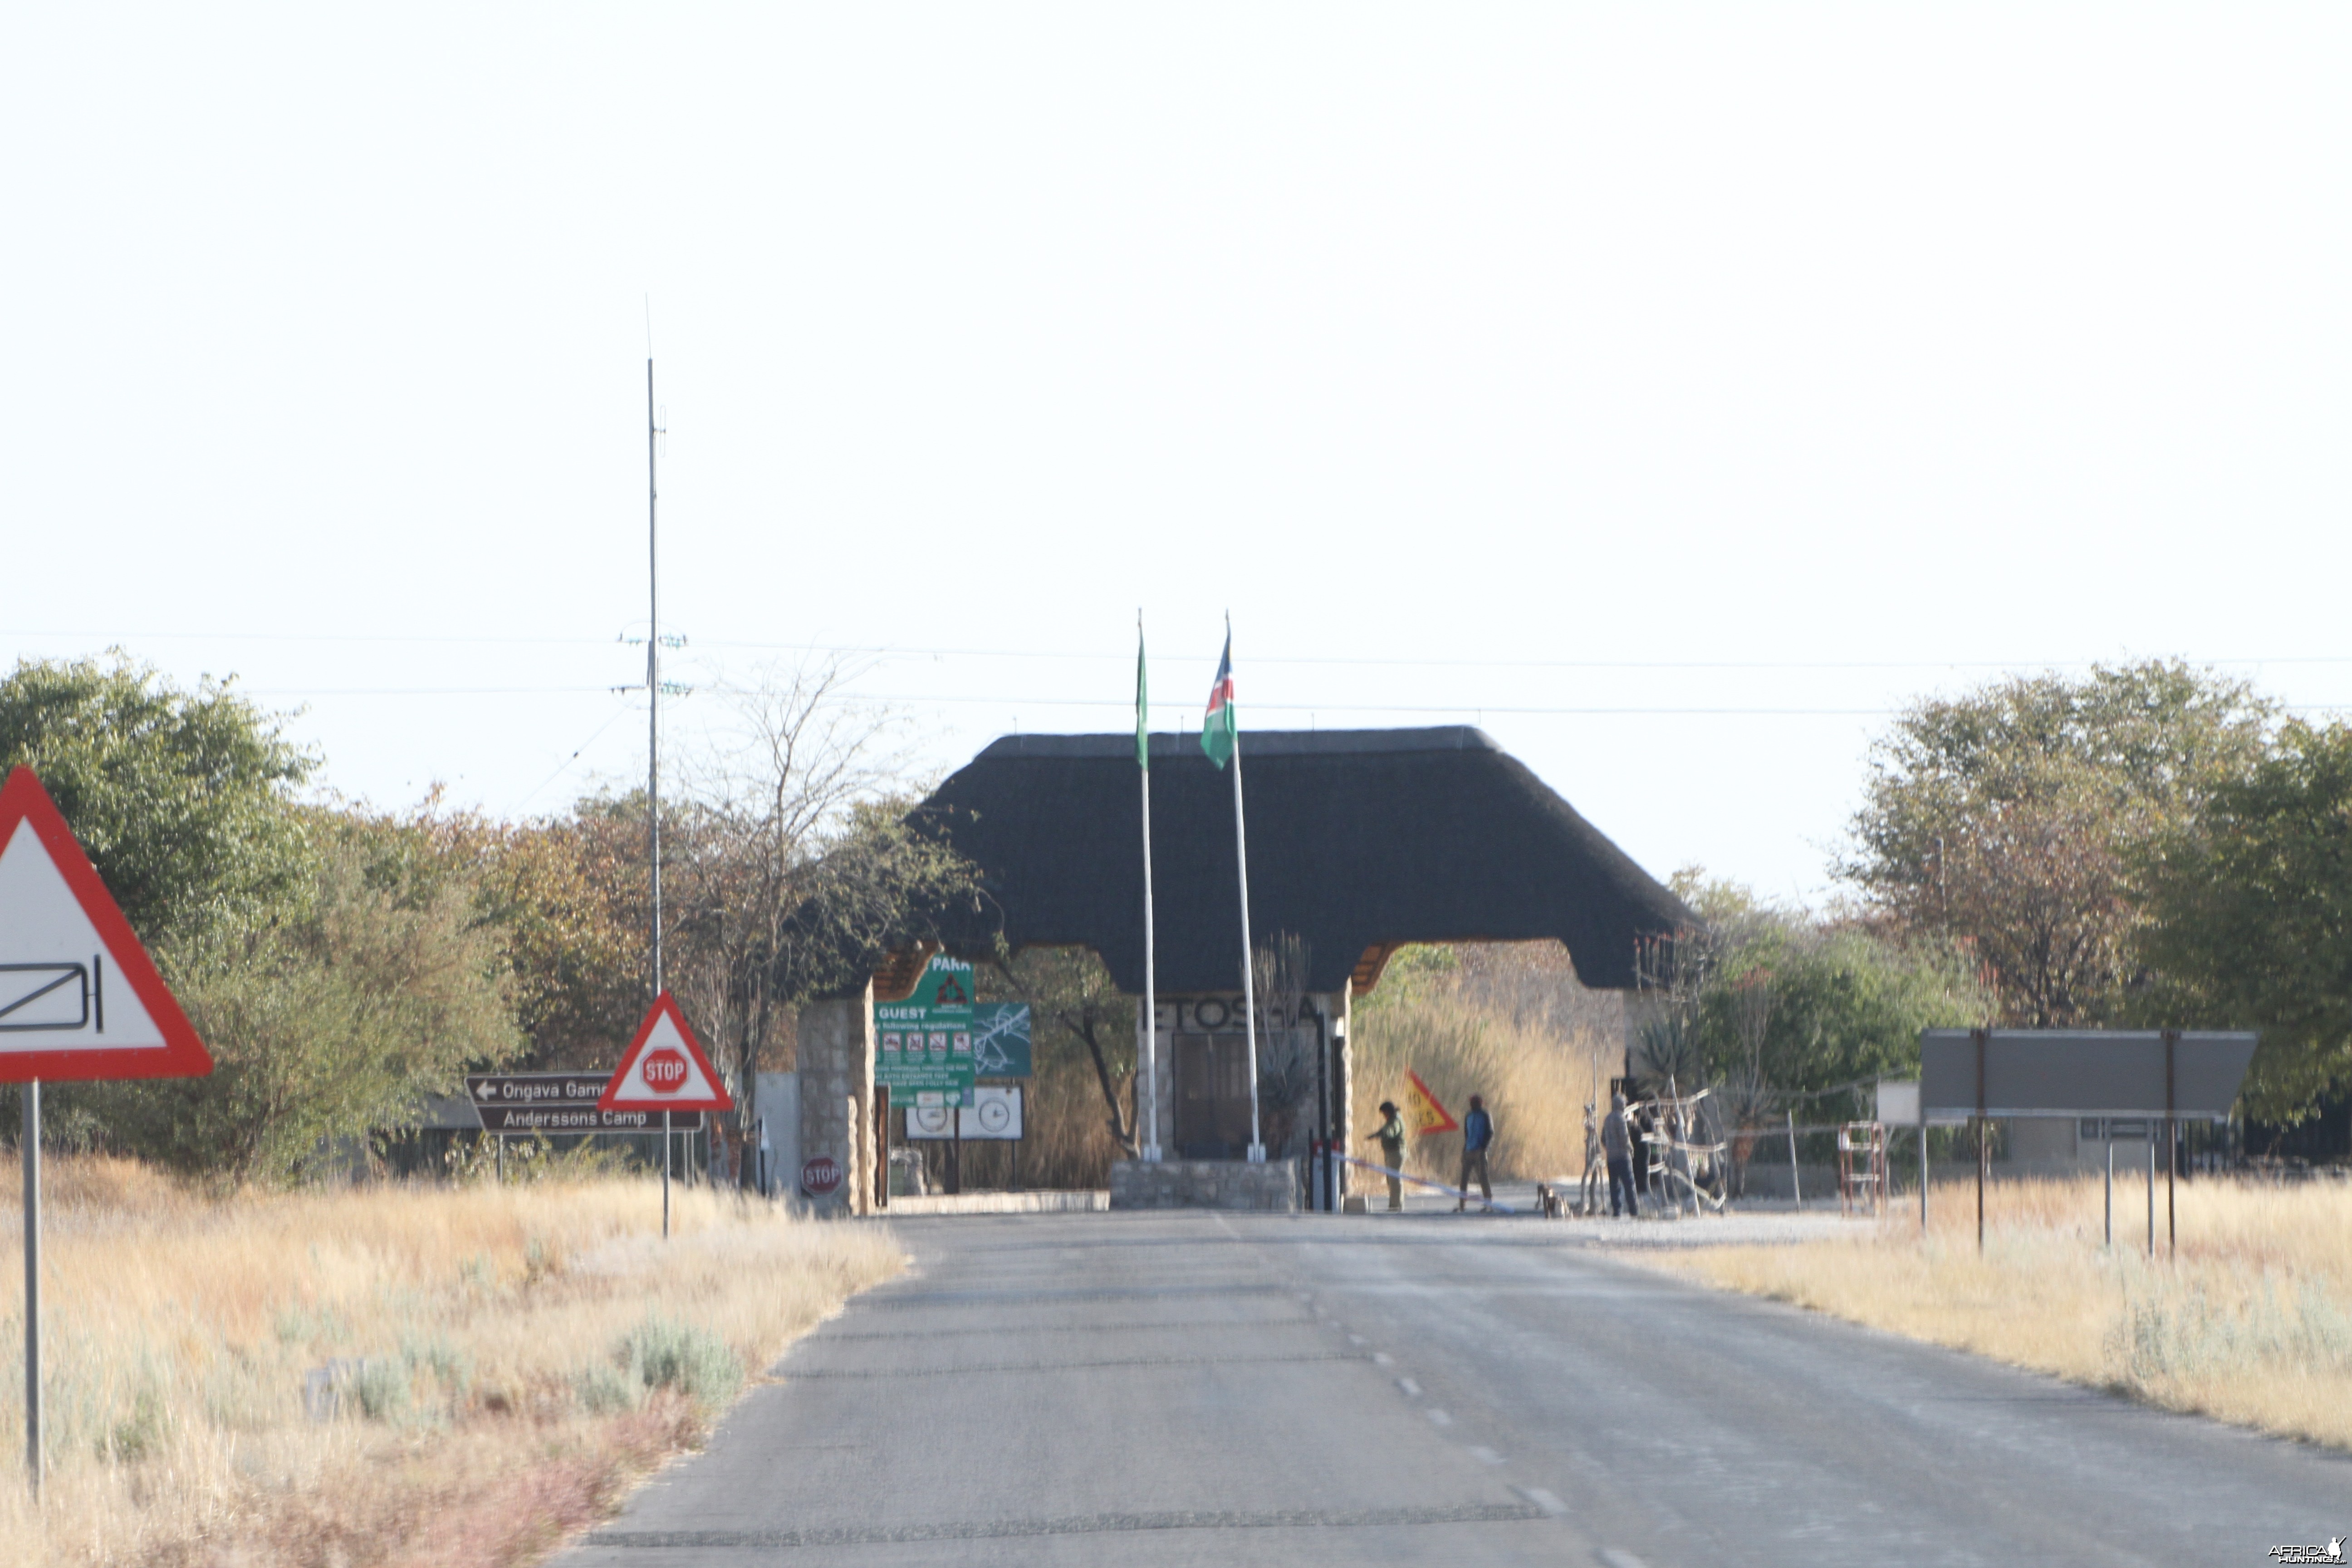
[990,946,1136,1156]
[1652,872,1985,1193]
[2,658,521,1178]
[667,663,980,1164]
[2140,720,2352,1124]
[1840,661,2269,1027]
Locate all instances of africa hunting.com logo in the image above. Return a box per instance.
[2269,1537,2345,1563]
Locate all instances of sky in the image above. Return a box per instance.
[5,5,2348,906]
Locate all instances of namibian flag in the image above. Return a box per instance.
[1201,624,1237,768]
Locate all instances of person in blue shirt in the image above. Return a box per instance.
[1455,1094,1494,1211]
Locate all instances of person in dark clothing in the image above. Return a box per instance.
[1455,1094,1494,1211]
[1602,1092,1639,1218]
[1367,1101,1407,1210]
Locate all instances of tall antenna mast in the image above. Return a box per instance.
[647,357,662,1000]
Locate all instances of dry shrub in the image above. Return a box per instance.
[0,1157,902,1567]
[1017,1044,1128,1189]
[1350,945,1619,1185]
[911,1045,1126,1193]
[1643,1175,2352,1452]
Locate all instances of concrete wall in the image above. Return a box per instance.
[752,1072,800,1199]
[1110,1157,1300,1211]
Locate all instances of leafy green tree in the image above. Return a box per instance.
[1661,872,1985,1191]
[2139,720,2352,1123]
[95,812,524,1181]
[1840,660,2269,1027]
[0,653,314,948]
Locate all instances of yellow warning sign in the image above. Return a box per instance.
[1401,1070,1458,1137]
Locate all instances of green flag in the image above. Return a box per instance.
[1201,625,1236,769]
[1135,623,1149,770]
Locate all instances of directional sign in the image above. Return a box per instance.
[598,992,732,1113]
[1920,1029,2258,1120]
[463,1073,699,1133]
[0,769,211,1082]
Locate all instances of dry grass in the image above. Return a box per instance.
[1351,961,1617,1184]
[0,1157,903,1567]
[1640,1175,2352,1451]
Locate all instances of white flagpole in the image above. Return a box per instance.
[1139,619,1161,1161]
[1233,721,1264,1163]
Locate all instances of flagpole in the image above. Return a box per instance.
[1138,616,1161,1162]
[1233,714,1264,1164]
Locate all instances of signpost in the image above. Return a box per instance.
[599,993,732,1237]
[0,769,216,1492]
[877,965,1034,1195]
[1919,1029,2256,1256]
[465,1073,700,1134]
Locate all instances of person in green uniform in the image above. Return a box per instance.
[1367,1100,1407,1210]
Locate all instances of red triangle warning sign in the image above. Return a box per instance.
[0,768,213,1083]
[599,992,733,1112]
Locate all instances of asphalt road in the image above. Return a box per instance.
[562,1209,2349,1567]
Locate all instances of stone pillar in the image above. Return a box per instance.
[1329,988,1353,1197]
[794,983,876,1215]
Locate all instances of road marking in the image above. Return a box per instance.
[1372,1351,1394,1366]
[1513,1486,1568,1516]
[1426,1408,1454,1426]
[848,1283,1292,1309]
[785,1352,1369,1378]
[1469,1445,1505,1465]
[1396,1377,1421,1396]
[1597,1550,1650,1568]
[818,1317,1318,1342]
[1348,1334,1367,1345]
[586,1503,1552,1548]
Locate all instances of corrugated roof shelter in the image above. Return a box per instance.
[909,725,1692,996]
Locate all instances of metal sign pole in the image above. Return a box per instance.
[1230,730,1264,1164]
[1918,1101,1928,1233]
[1786,1109,1802,1209]
[2104,1132,2113,1249]
[1973,1028,1987,1255]
[21,1080,38,1496]
[2145,1135,2155,1257]
[662,1109,671,1240]
[2163,1029,2177,1260]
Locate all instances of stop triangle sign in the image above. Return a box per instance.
[0,768,212,1083]
[599,992,732,1112]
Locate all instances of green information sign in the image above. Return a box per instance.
[877,956,978,1105]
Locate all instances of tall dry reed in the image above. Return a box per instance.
[1351,960,1617,1184]
[0,1158,901,1567]
[1645,1175,2352,1452]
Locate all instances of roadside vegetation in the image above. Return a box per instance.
[1348,942,1617,1184]
[0,652,978,1183]
[1631,659,2352,1181]
[0,1156,902,1568]
[1642,1176,2352,1453]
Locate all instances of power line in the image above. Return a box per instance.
[223,685,2352,720]
[13,628,2352,675]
